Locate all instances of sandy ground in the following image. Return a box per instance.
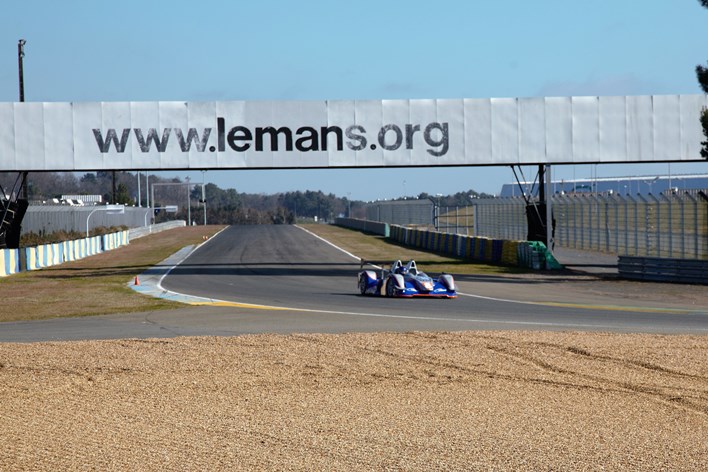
[1,331,706,471]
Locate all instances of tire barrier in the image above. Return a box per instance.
[517,241,563,270]
[1,248,20,277]
[16,230,130,273]
[386,224,562,270]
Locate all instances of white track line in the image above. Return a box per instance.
[295,224,363,260]
[149,226,704,326]
[155,226,229,295]
[294,226,705,316]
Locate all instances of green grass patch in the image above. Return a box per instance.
[0,226,225,322]
[301,224,526,276]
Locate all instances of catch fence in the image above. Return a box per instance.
[366,193,708,259]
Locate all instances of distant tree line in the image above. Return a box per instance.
[0,171,365,225]
[1,171,491,226]
[416,190,495,207]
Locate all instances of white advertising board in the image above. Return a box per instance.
[0,95,706,172]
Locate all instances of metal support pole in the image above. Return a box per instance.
[202,170,207,225]
[473,201,478,237]
[545,165,553,251]
[150,183,155,225]
[465,206,469,235]
[632,195,639,255]
[202,183,207,225]
[686,193,699,259]
[18,40,29,201]
[648,194,661,257]
[455,206,459,234]
[623,195,629,255]
[18,39,26,102]
[86,207,99,237]
[678,194,685,258]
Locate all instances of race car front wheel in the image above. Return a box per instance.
[358,276,368,295]
[385,279,398,297]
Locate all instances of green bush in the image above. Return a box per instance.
[20,226,128,247]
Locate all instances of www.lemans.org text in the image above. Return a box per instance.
[93,119,449,156]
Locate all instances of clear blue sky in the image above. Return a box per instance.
[2,0,707,200]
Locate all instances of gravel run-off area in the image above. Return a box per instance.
[1,330,707,470]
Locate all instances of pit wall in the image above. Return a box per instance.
[0,230,129,276]
[334,218,561,270]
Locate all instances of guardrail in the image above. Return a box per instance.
[618,256,708,285]
[334,218,390,237]
[128,221,186,239]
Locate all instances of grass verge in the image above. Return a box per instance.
[300,223,526,276]
[0,226,225,322]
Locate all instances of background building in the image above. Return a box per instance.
[500,174,708,197]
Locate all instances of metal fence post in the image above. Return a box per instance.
[688,193,700,258]
[649,194,661,257]
[473,202,478,236]
[601,195,610,253]
[678,194,685,258]
[621,195,629,255]
[637,195,650,256]
[662,194,673,258]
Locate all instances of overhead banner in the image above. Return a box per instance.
[0,95,706,172]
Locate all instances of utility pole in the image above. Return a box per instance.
[185,176,191,225]
[201,170,207,225]
[18,39,26,102]
[18,39,29,200]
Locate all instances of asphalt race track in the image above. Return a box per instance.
[2,225,707,342]
[163,225,708,332]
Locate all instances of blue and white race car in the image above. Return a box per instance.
[358,259,457,298]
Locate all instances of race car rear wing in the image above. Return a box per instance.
[359,258,386,270]
[360,259,403,277]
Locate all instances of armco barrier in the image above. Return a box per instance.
[1,248,20,277]
[618,256,708,285]
[334,218,390,237]
[128,221,186,240]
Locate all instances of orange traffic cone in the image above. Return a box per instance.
[134,276,140,286]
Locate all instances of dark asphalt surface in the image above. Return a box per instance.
[2,225,707,342]
[160,226,707,334]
